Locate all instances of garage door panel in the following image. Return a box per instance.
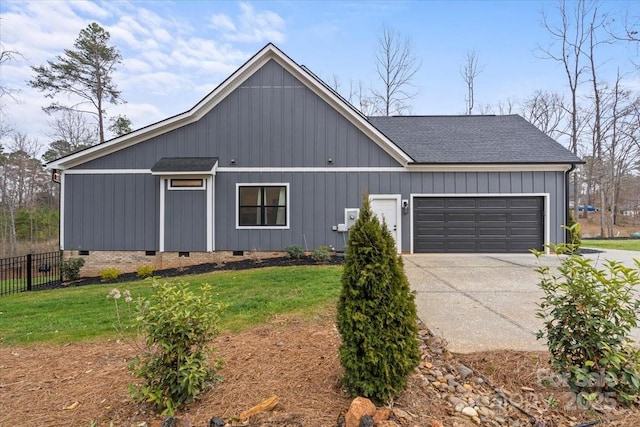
[447,199,477,209]
[479,228,508,236]
[478,199,508,209]
[478,213,507,222]
[413,196,543,253]
[447,213,476,222]
[448,227,477,236]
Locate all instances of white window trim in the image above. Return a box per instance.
[167,177,207,190]
[236,183,290,230]
[408,193,550,255]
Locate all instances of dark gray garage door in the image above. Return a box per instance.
[413,196,544,253]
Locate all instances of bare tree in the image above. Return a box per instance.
[521,90,567,139]
[0,46,23,100]
[371,26,421,116]
[42,111,97,162]
[540,0,593,218]
[460,50,484,114]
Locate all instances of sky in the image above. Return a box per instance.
[1,0,639,151]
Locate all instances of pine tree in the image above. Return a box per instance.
[337,195,420,404]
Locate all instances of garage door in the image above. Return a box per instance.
[413,196,544,253]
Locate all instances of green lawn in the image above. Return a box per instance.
[0,266,342,346]
[582,239,640,251]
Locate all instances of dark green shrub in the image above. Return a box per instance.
[534,245,640,405]
[311,245,331,263]
[129,281,224,415]
[285,244,305,259]
[136,265,154,278]
[337,196,420,404]
[100,267,121,282]
[61,257,85,281]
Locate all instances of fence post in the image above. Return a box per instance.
[26,253,32,291]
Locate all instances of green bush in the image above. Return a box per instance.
[61,257,85,281]
[100,267,121,282]
[129,281,224,415]
[136,265,154,278]
[311,245,331,263]
[337,196,420,404]
[285,244,305,259]
[534,245,640,405]
[566,214,581,253]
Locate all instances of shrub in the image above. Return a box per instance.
[311,245,331,263]
[129,281,224,415]
[136,265,154,278]
[337,195,420,404]
[285,244,305,259]
[566,215,581,254]
[534,245,640,405]
[100,267,121,282]
[61,257,85,281]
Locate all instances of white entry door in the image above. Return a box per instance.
[370,195,401,252]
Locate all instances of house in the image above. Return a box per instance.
[46,43,581,275]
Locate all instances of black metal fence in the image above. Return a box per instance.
[0,251,62,296]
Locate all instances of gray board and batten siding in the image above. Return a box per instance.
[64,169,566,253]
[73,60,400,170]
[59,47,575,255]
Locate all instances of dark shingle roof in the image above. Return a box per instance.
[368,115,581,164]
[151,157,219,172]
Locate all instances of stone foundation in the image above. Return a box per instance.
[63,250,283,278]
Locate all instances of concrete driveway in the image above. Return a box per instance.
[404,249,640,354]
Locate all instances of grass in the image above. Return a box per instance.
[581,239,640,251]
[0,266,342,346]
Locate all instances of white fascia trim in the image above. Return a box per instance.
[218,167,407,173]
[235,182,291,230]
[406,164,573,172]
[369,194,402,254]
[65,169,151,174]
[159,178,165,252]
[47,44,412,170]
[59,172,65,250]
[408,193,551,255]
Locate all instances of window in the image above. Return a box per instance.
[168,178,205,190]
[237,184,288,228]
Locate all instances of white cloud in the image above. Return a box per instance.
[210,14,236,32]
[208,2,285,44]
[0,0,288,142]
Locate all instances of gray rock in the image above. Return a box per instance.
[457,363,474,379]
[359,414,374,427]
[448,395,467,407]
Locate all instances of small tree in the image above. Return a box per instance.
[337,195,420,404]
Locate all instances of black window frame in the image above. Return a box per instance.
[238,185,288,227]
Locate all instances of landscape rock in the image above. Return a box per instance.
[345,397,376,427]
[358,414,374,427]
[457,363,474,379]
[373,408,391,423]
[209,417,225,427]
[461,407,479,418]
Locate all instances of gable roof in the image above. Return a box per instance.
[46,44,413,170]
[368,115,582,164]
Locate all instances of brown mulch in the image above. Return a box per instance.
[2,312,640,427]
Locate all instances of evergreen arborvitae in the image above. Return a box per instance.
[337,196,421,404]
